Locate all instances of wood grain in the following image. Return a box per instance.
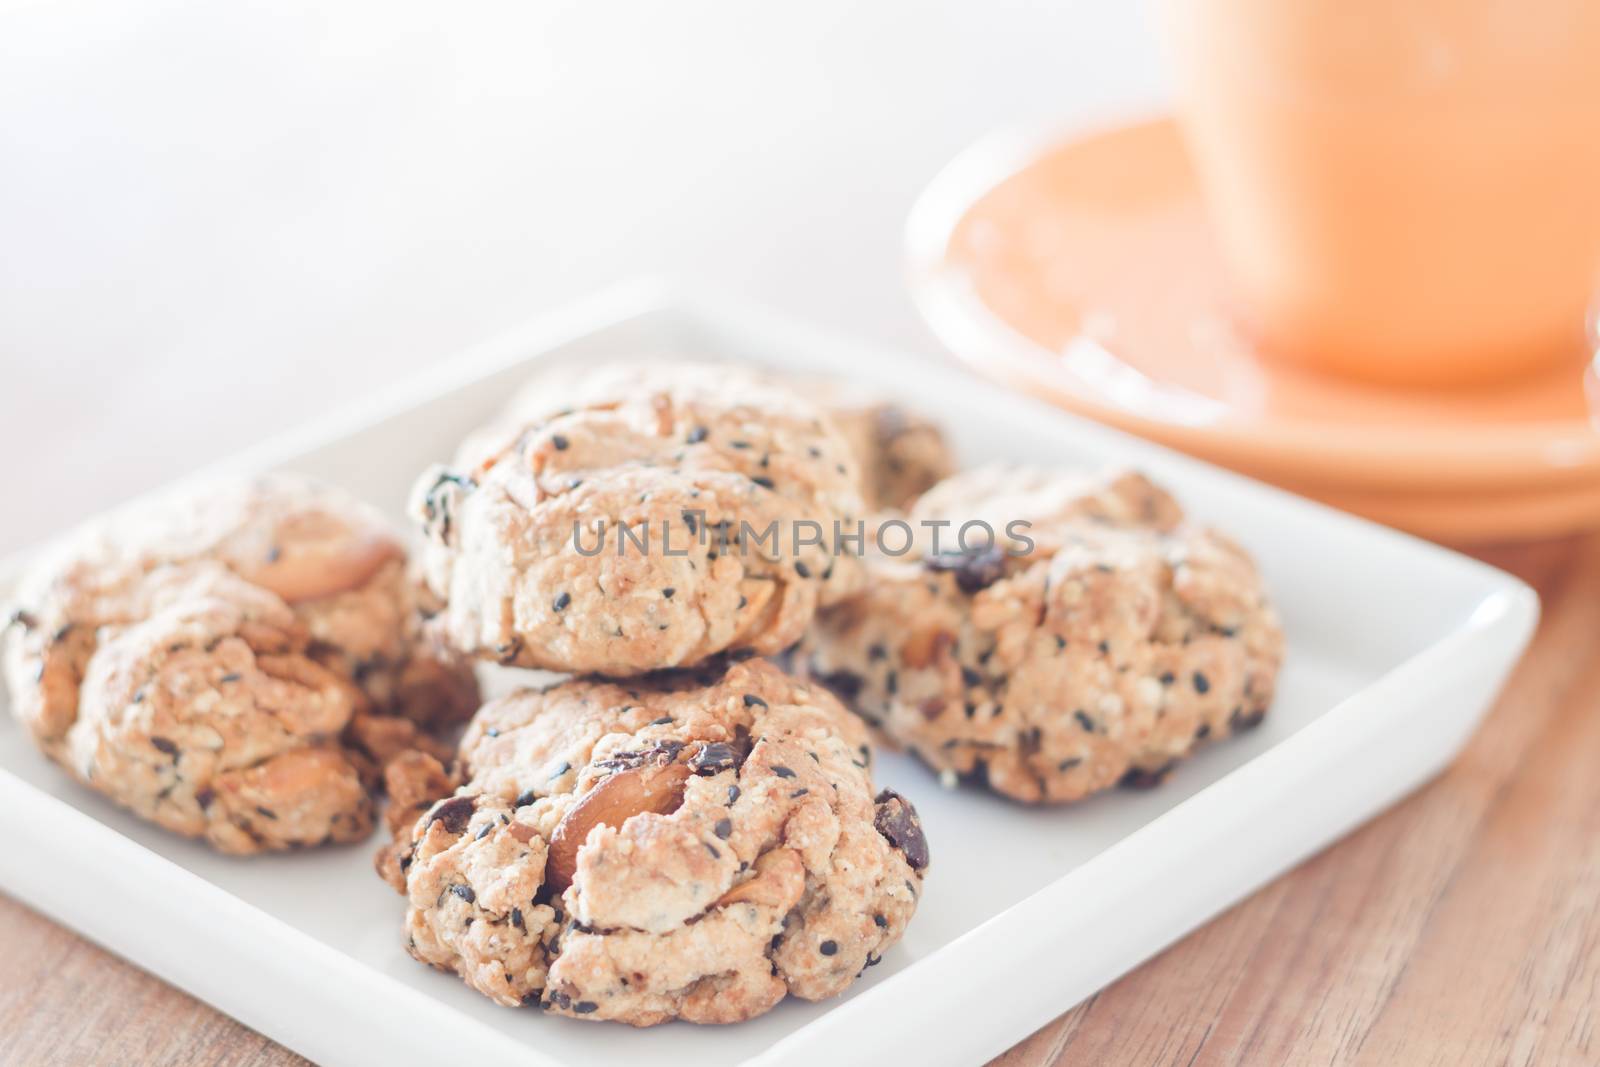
[995,535,1600,1067]
[0,892,307,1067]
[1,538,1594,1067]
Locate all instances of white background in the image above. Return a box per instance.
[0,1,1165,552]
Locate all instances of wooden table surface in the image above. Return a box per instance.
[2,534,1595,1067]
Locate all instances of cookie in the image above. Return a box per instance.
[799,466,1283,804]
[381,657,928,1026]
[799,382,955,513]
[410,362,869,676]
[1,474,480,853]
[475,366,951,517]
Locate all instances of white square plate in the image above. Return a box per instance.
[0,283,1537,1067]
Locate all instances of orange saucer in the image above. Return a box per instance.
[906,117,1600,542]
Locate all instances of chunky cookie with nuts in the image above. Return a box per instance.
[410,362,869,676]
[484,366,953,517]
[800,466,1283,804]
[380,656,928,1026]
[799,382,955,514]
[1,474,480,853]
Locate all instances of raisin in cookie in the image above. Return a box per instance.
[1,474,480,852]
[380,657,928,1026]
[411,363,869,676]
[800,466,1283,804]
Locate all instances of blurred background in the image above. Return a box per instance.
[0,0,1165,553]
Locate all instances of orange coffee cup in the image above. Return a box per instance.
[1163,0,1600,387]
